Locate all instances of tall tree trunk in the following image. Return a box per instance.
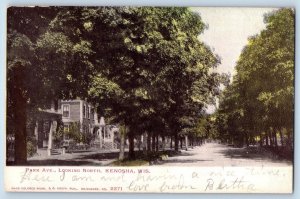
[279,128,284,147]
[273,130,278,148]
[170,137,173,149]
[287,129,292,150]
[268,131,273,147]
[155,135,159,152]
[128,133,135,159]
[185,135,188,151]
[180,137,183,149]
[162,136,165,151]
[174,133,179,151]
[119,129,125,161]
[265,132,269,146]
[137,135,141,152]
[259,133,263,147]
[143,132,147,155]
[13,87,27,165]
[152,133,155,151]
[147,131,151,152]
[245,133,249,147]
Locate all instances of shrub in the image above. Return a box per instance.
[27,137,37,157]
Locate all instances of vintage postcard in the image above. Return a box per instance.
[5,6,294,193]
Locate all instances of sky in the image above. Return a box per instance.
[190,7,276,113]
[192,7,276,75]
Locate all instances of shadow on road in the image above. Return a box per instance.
[157,159,213,165]
[75,152,120,160]
[218,146,293,164]
[7,144,292,166]
[167,151,197,157]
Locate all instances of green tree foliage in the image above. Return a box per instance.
[216,8,294,149]
[7,7,95,164]
[7,7,60,164]
[66,122,82,143]
[54,125,64,148]
[84,7,222,155]
[7,7,223,162]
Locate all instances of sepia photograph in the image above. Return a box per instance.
[5,6,294,193]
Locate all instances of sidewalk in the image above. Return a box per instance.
[27,149,121,166]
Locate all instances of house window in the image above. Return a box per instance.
[83,104,86,118]
[87,106,90,119]
[63,124,70,133]
[62,105,70,117]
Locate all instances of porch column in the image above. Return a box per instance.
[98,128,103,149]
[111,130,115,149]
[94,112,98,124]
[99,117,105,149]
[90,126,93,135]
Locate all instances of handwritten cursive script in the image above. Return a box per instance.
[20,170,52,183]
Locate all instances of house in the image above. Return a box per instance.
[59,99,119,150]
[59,99,96,138]
[34,99,119,156]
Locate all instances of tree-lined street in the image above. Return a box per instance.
[7,7,294,165]
[21,142,292,167]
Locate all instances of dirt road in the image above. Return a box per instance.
[158,142,292,167]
